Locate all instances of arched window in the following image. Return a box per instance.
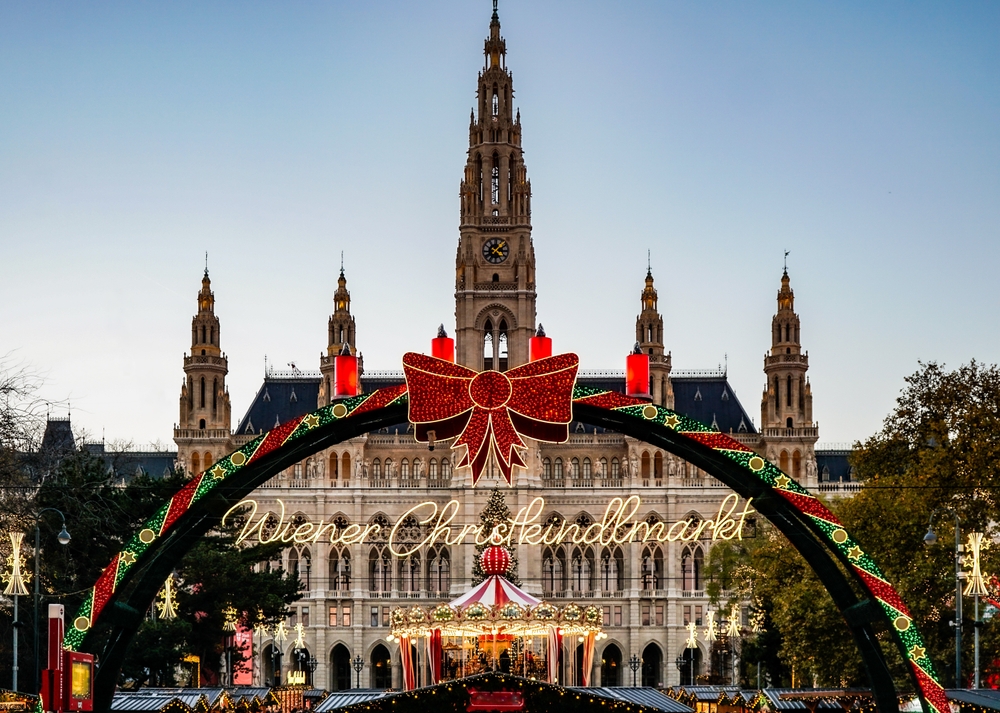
[427,546,451,595]
[329,546,351,591]
[429,458,438,479]
[199,377,205,408]
[787,374,793,406]
[384,458,393,478]
[371,645,392,689]
[400,459,410,479]
[653,452,663,479]
[554,458,564,482]
[342,453,351,481]
[611,458,620,478]
[288,548,299,581]
[542,458,552,481]
[786,416,794,428]
[204,452,212,470]
[600,547,624,592]
[693,548,703,590]
[792,450,802,479]
[641,451,651,480]
[491,156,500,205]
[601,644,621,687]
[570,547,595,593]
[212,378,218,411]
[301,547,312,589]
[329,453,339,481]
[582,458,592,481]
[779,450,789,473]
[492,91,499,117]
[641,544,663,590]
[542,546,565,595]
[681,545,703,591]
[369,546,392,593]
[497,319,508,372]
[483,319,494,370]
[598,457,608,480]
[398,551,420,593]
[200,325,206,344]
[330,644,351,691]
[570,457,580,481]
[190,452,201,474]
[441,458,451,479]
[372,458,381,478]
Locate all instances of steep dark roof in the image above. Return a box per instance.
[236,376,321,435]
[40,418,75,452]
[816,449,853,482]
[670,376,756,434]
[83,442,178,480]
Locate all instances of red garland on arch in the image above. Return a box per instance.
[402,352,579,485]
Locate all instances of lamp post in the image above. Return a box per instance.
[273,620,288,687]
[924,507,963,686]
[964,532,990,689]
[628,654,641,687]
[3,532,31,692]
[33,508,70,692]
[353,654,364,689]
[307,656,318,687]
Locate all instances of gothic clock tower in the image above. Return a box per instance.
[455,1,535,371]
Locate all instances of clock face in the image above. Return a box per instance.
[482,238,509,264]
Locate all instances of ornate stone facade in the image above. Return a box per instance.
[172,6,834,691]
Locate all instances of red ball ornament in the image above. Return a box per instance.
[481,545,511,577]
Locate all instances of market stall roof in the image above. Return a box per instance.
[571,687,693,713]
[947,690,1000,712]
[450,575,541,608]
[315,691,390,712]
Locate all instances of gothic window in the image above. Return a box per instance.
[329,547,351,591]
[368,546,392,593]
[288,548,298,581]
[200,377,205,408]
[582,458,592,481]
[779,450,789,473]
[400,459,410,479]
[212,378,218,411]
[427,547,451,595]
[369,514,391,543]
[787,374,793,406]
[396,515,422,543]
[441,458,451,478]
[341,453,351,481]
[483,319,494,371]
[429,458,438,478]
[372,458,381,478]
[598,457,608,479]
[476,155,483,204]
[329,453,339,481]
[301,548,312,589]
[554,458,563,480]
[611,458,620,478]
[191,452,201,474]
[600,547,624,592]
[491,158,500,205]
[492,91,499,117]
[542,546,565,594]
[398,551,421,593]
[641,544,663,590]
[571,547,595,593]
[641,451,650,480]
[571,457,580,481]
[201,325,206,343]
[498,319,508,371]
[384,458,393,477]
[792,450,802,479]
[653,452,663,479]
[787,417,794,428]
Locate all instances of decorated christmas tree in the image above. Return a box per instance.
[471,487,520,585]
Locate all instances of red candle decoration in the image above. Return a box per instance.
[528,323,552,362]
[430,324,455,362]
[480,544,511,577]
[334,343,360,397]
[625,342,650,398]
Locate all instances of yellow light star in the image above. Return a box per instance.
[909,645,926,660]
[210,464,227,480]
[847,546,863,561]
[303,414,320,428]
[774,474,791,489]
[121,551,137,566]
[664,415,680,429]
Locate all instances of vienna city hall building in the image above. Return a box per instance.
[169,6,852,692]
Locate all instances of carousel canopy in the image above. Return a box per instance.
[449,575,540,609]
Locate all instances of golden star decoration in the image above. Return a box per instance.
[303,414,320,428]
[210,464,227,480]
[847,546,863,561]
[909,645,926,660]
[774,474,791,489]
[664,415,680,429]
[121,551,137,566]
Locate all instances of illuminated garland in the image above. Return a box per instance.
[64,378,946,713]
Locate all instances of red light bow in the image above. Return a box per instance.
[402,352,579,485]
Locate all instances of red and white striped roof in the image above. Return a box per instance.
[449,575,541,609]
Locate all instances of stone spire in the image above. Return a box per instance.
[635,264,673,408]
[320,263,358,405]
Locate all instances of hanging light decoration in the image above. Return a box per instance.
[965,532,990,597]
[2,532,30,596]
[704,610,718,642]
[155,574,178,620]
[274,620,289,645]
[253,609,269,637]
[293,622,306,648]
[726,604,741,638]
[223,605,239,632]
[685,622,698,649]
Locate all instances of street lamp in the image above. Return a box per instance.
[924,507,963,686]
[628,654,641,687]
[307,656,318,687]
[3,532,31,692]
[33,508,70,692]
[353,654,364,688]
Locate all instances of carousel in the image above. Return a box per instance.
[386,544,605,690]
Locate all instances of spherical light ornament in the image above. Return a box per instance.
[481,545,510,576]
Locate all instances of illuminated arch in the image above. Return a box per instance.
[67,382,943,713]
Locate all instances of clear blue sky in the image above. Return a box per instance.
[1,1,997,448]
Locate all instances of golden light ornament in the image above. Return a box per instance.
[293,622,305,648]
[685,622,698,649]
[155,574,178,620]
[2,532,30,597]
[253,610,269,637]
[964,532,989,597]
[273,620,289,644]
[222,605,239,632]
[726,604,741,638]
[704,610,718,642]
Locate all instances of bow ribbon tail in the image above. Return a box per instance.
[489,409,527,485]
